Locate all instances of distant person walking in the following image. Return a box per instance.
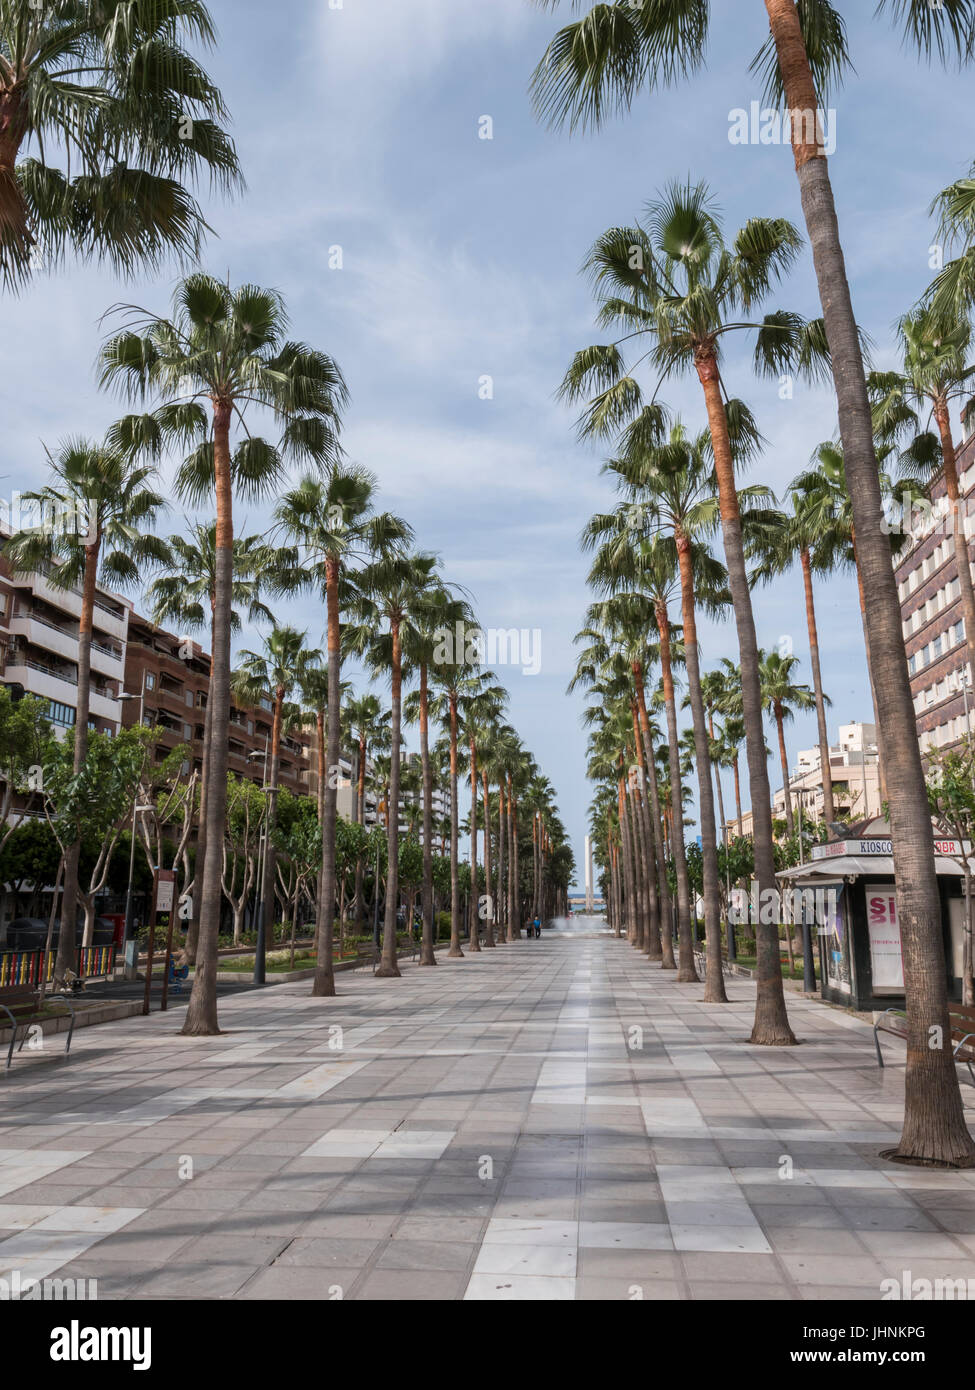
[532,915,541,939]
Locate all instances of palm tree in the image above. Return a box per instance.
[349,553,439,978]
[758,650,818,839]
[402,584,471,966]
[790,438,917,806]
[458,676,508,952]
[606,420,781,1001]
[870,309,975,690]
[5,431,167,980]
[749,496,837,826]
[232,625,317,974]
[557,182,827,1042]
[585,514,700,980]
[343,689,385,931]
[429,660,487,956]
[275,468,409,995]
[146,525,277,963]
[0,0,242,288]
[102,275,347,1033]
[530,0,975,1165]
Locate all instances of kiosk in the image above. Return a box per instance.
[776,819,971,1011]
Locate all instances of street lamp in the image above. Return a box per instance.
[248,738,270,985]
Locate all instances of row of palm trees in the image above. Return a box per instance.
[531,0,975,1166]
[4,370,572,1027]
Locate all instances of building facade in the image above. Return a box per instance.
[0,542,131,743]
[896,423,975,755]
[121,612,313,795]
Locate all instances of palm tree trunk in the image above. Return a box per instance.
[655,600,698,982]
[468,740,481,952]
[312,556,341,996]
[766,0,973,1155]
[261,687,284,945]
[448,693,464,957]
[630,703,658,953]
[800,545,835,825]
[482,770,495,947]
[509,781,521,939]
[377,619,402,977]
[696,355,793,1042]
[774,701,796,839]
[617,780,635,941]
[732,753,743,832]
[496,783,506,938]
[632,663,676,969]
[676,535,728,1002]
[708,712,728,848]
[418,663,436,966]
[182,401,233,1035]
[186,663,214,966]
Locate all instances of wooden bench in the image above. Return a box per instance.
[0,983,76,1072]
[874,1003,975,1084]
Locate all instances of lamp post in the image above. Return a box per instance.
[248,739,270,985]
[118,673,149,979]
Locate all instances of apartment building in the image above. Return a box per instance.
[896,423,975,756]
[0,540,131,742]
[121,612,313,796]
[771,721,882,826]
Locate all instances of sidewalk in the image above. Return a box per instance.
[1,933,974,1300]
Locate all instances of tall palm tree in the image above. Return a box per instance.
[429,661,487,956]
[402,584,471,965]
[342,688,383,930]
[558,182,827,1042]
[102,275,347,1033]
[606,419,781,1000]
[146,525,276,964]
[758,650,818,839]
[232,625,317,972]
[349,553,439,977]
[5,431,167,980]
[748,495,837,826]
[529,0,975,1164]
[790,438,916,803]
[458,676,508,952]
[275,468,409,995]
[0,0,241,289]
[585,516,700,980]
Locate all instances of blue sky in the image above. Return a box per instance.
[4,1,974,889]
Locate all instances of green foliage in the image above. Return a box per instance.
[0,817,60,889]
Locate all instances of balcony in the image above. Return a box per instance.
[28,571,129,642]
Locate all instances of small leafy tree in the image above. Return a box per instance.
[926,743,975,1006]
[43,725,153,953]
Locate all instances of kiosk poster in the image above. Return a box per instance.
[865,885,905,992]
[822,884,851,995]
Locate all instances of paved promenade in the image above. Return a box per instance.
[2,919,975,1301]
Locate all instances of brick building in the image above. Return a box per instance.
[121,612,314,795]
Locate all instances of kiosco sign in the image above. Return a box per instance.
[811,837,962,860]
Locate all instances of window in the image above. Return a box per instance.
[145,672,156,691]
[48,700,76,727]
[185,689,194,708]
[956,620,966,645]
